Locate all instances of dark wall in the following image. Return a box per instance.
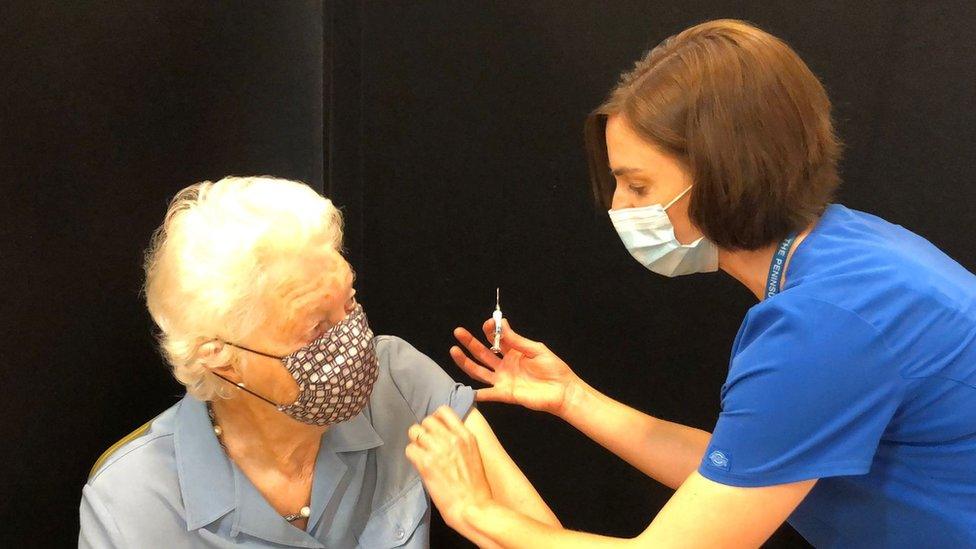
[3,1,975,548]
[331,1,976,547]
[0,1,323,545]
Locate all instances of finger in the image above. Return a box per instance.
[454,327,502,368]
[450,345,496,384]
[484,318,536,356]
[500,348,524,371]
[405,443,426,471]
[421,414,451,442]
[481,319,512,354]
[499,319,544,358]
[408,424,428,447]
[433,405,468,438]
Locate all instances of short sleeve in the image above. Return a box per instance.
[699,297,902,487]
[79,483,125,549]
[376,335,476,421]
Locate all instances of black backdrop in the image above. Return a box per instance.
[2,1,975,547]
[1,1,325,545]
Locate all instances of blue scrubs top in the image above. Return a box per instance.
[80,336,475,548]
[699,205,976,546]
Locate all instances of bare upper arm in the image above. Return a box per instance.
[638,471,816,548]
[463,408,498,446]
[463,408,519,479]
[463,408,562,527]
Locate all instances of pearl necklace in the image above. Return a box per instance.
[206,403,311,523]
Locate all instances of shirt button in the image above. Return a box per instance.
[395,525,405,540]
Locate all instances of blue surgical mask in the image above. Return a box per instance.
[608,186,719,277]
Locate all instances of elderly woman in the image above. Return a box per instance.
[80,176,558,548]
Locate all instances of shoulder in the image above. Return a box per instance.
[88,402,179,485]
[374,334,449,390]
[370,335,474,421]
[731,294,896,393]
[82,402,188,541]
[723,294,904,425]
[794,205,973,305]
[738,294,882,352]
[85,402,182,511]
[374,334,427,366]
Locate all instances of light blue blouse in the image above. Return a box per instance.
[80,336,475,548]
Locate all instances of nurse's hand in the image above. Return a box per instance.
[406,406,493,539]
[450,319,581,417]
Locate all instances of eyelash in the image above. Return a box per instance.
[628,184,647,196]
[310,321,328,337]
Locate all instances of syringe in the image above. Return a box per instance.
[491,287,503,355]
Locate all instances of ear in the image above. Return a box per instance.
[210,362,244,385]
[203,341,245,385]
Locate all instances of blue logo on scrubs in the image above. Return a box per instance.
[707,450,731,471]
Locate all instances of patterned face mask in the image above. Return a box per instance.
[215,303,379,426]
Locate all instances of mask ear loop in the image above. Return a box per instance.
[208,340,287,410]
[210,371,286,410]
[663,185,693,211]
[222,340,284,360]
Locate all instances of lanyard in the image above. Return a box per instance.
[765,233,798,298]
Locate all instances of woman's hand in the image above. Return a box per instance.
[450,319,580,417]
[405,406,493,536]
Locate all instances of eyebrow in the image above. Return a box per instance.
[299,308,333,342]
[610,167,643,176]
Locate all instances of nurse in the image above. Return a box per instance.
[403,19,976,548]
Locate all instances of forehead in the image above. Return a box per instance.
[270,249,348,312]
[292,247,346,289]
[606,115,693,186]
[605,115,670,171]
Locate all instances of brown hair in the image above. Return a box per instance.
[585,19,841,250]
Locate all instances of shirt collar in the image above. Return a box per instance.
[173,394,235,530]
[303,409,384,534]
[322,407,385,453]
[174,395,385,543]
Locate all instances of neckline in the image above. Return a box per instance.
[206,402,311,523]
[776,205,838,294]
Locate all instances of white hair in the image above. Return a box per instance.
[143,176,344,401]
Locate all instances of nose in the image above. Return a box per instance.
[610,188,627,211]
